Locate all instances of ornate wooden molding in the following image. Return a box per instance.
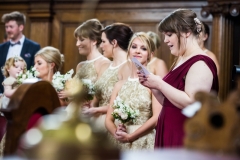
[201,2,240,17]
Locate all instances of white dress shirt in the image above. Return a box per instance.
[6,35,25,60]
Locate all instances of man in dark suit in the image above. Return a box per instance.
[0,11,40,93]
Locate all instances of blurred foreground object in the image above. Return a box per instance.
[184,90,240,156]
[2,81,60,156]
[20,78,120,160]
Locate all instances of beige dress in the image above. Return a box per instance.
[0,77,18,109]
[0,77,18,156]
[74,56,103,83]
[111,77,155,150]
[92,61,127,131]
[66,56,101,116]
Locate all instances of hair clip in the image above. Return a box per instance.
[194,18,201,25]
[194,18,202,33]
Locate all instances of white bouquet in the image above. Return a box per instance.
[52,69,74,91]
[16,67,39,84]
[112,96,139,124]
[81,79,95,96]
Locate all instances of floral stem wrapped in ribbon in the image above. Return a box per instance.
[16,67,40,84]
[112,96,139,124]
[52,69,74,92]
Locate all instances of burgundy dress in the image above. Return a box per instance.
[154,55,219,148]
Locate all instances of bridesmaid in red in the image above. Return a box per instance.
[137,8,219,148]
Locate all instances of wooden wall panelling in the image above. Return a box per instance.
[61,23,85,74]
[29,22,50,47]
[51,16,61,50]
[27,1,52,48]
[201,1,238,101]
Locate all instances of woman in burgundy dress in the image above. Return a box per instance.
[137,8,219,148]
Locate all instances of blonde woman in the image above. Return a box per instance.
[105,32,161,150]
[34,46,65,105]
[1,56,26,109]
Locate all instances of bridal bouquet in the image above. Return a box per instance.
[52,69,74,91]
[112,96,139,124]
[16,67,39,84]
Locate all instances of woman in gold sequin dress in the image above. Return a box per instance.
[105,32,161,150]
[82,23,134,131]
[65,19,110,112]
[73,19,110,82]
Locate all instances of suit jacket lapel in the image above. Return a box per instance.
[20,39,29,58]
[0,42,10,66]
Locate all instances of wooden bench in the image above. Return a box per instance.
[0,81,60,156]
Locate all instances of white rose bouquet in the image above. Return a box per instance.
[112,96,139,124]
[52,69,74,91]
[16,67,40,84]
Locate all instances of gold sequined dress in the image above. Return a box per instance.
[66,56,102,115]
[74,56,103,83]
[111,77,155,150]
[92,62,127,131]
